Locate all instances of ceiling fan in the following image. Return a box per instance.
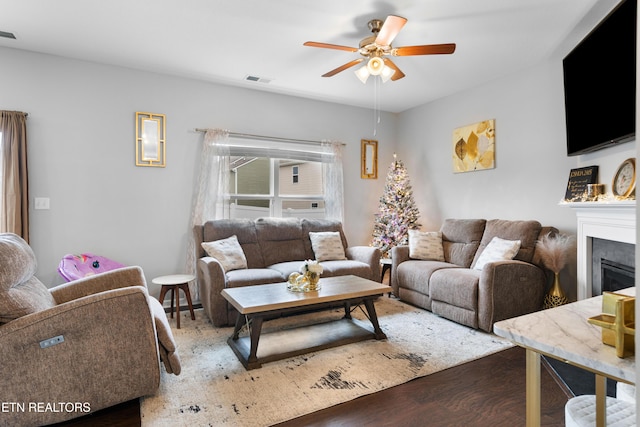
[304,15,456,83]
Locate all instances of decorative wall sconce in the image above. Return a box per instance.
[135,112,166,167]
[361,139,378,179]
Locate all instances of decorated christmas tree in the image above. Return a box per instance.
[371,155,421,258]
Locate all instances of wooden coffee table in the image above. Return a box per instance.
[221,275,391,370]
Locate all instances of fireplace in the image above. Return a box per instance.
[591,238,635,295]
[565,200,636,300]
[601,259,635,293]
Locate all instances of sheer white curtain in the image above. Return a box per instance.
[186,129,230,299]
[192,129,231,224]
[322,140,344,222]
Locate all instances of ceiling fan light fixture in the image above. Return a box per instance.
[366,57,384,75]
[355,65,370,83]
[380,65,395,83]
[304,14,455,82]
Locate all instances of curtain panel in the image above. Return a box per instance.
[0,111,29,241]
[186,129,230,299]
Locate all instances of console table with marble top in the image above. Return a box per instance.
[494,287,635,427]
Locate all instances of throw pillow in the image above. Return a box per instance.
[201,235,248,272]
[473,236,521,270]
[408,230,445,261]
[309,231,347,262]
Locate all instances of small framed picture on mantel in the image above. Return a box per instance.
[564,166,598,201]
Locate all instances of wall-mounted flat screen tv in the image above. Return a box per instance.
[563,0,636,156]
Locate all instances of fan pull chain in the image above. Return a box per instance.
[373,76,381,136]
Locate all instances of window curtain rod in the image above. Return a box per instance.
[1,111,28,117]
[194,128,344,146]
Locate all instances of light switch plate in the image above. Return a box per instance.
[34,197,50,210]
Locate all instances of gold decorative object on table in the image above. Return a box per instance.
[588,292,635,358]
[536,232,575,309]
[287,260,323,292]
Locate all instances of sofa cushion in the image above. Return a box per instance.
[256,217,306,266]
[203,219,265,268]
[430,268,481,311]
[472,219,542,266]
[396,260,461,294]
[440,219,486,267]
[472,237,521,270]
[0,277,57,324]
[319,260,372,279]
[267,261,304,280]
[309,231,347,261]
[201,235,248,273]
[0,233,56,324]
[408,230,445,261]
[225,268,285,288]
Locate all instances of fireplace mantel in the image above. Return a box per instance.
[562,200,636,300]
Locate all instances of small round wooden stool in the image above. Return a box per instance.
[153,274,196,329]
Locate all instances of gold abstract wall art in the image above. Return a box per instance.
[452,119,495,173]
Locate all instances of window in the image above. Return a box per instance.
[197,132,343,223]
[228,157,325,219]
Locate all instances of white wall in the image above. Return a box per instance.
[1,46,395,294]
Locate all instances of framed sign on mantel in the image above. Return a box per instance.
[564,165,598,201]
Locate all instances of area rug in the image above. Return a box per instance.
[140,297,512,426]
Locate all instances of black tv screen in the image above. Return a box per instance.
[563,0,636,156]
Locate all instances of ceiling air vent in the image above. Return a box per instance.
[244,75,272,84]
[0,31,16,39]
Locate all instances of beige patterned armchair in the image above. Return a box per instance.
[0,233,180,426]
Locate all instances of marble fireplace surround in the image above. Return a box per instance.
[565,200,636,300]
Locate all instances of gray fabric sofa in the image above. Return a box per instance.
[391,219,556,332]
[194,217,382,327]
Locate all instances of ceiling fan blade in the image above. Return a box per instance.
[303,41,358,52]
[393,43,456,56]
[375,15,407,46]
[321,58,364,77]
[383,58,405,81]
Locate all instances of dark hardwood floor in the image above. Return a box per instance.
[56,346,570,427]
[276,346,570,427]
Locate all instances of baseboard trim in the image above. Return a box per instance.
[163,302,203,313]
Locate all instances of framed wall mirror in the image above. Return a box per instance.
[136,112,166,167]
[361,139,378,179]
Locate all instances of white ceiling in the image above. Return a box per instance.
[0,0,616,113]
